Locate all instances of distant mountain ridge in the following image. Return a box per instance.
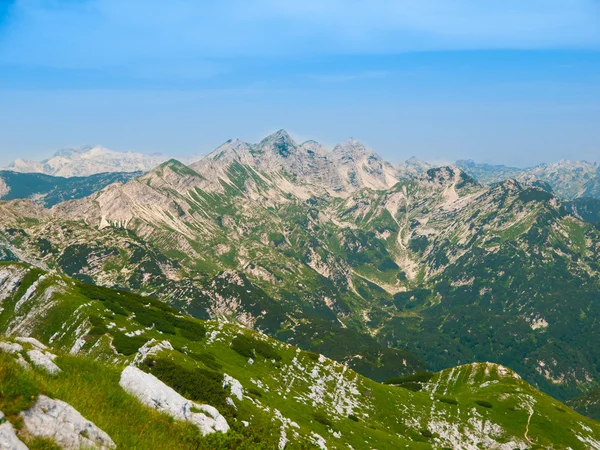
[457,158,600,200]
[0,170,142,207]
[190,129,431,198]
[4,145,167,177]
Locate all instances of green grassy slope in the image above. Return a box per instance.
[1,262,599,449]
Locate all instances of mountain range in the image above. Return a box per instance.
[1,130,600,448]
[3,145,167,177]
[456,159,600,200]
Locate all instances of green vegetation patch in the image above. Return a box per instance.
[475,400,493,409]
[231,334,282,361]
[312,411,333,427]
[143,358,231,412]
[383,372,435,392]
[112,333,149,356]
[0,352,39,417]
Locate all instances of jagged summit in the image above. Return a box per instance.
[332,137,372,158]
[257,129,298,158]
[190,132,409,196]
[259,129,295,146]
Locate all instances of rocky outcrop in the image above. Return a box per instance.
[0,411,28,450]
[20,395,115,449]
[26,350,61,374]
[119,366,229,435]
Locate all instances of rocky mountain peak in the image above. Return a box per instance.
[258,129,297,157]
[299,140,327,156]
[149,158,200,179]
[208,139,252,162]
[332,138,378,162]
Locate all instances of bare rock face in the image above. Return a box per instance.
[119,365,229,435]
[20,395,115,449]
[0,411,28,450]
[191,131,404,198]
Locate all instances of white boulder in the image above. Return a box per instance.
[132,339,174,365]
[119,366,229,435]
[15,337,46,350]
[0,411,28,450]
[15,354,30,371]
[223,374,244,401]
[20,395,115,449]
[26,350,61,374]
[0,342,23,355]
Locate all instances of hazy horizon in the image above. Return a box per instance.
[1,1,599,168]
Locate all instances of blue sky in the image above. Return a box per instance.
[0,0,599,167]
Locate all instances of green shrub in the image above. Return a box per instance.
[305,351,320,361]
[475,400,493,408]
[80,282,206,340]
[112,333,148,356]
[172,317,206,341]
[348,414,360,422]
[103,301,128,316]
[231,335,281,361]
[420,429,433,438]
[437,396,458,405]
[247,387,263,398]
[134,309,176,334]
[88,315,107,336]
[383,372,435,385]
[378,257,399,272]
[189,352,222,371]
[313,411,332,427]
[396,382,422,392]
[145,359,230,412]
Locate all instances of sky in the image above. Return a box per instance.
[0,0,599,167]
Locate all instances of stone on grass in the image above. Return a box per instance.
[119,365,229,435]
[20,395,115,450]
[26,350,61,374]
[0,411,28,450]
[15,354,30,371]
[14,337,46,350]
[0,342,23,355]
